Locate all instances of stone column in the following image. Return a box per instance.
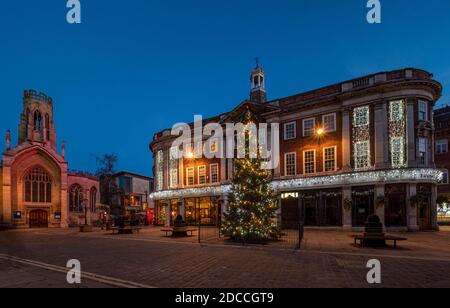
[60,165,69,228]
[221,138,227,182]
[374,185,385,229]
[407,183,419,231]
[407,99,417,168]
[180,199,186,219]
[165,203,171,227]
[178,158,184,188]
[374,102,389,169]
[2,166,12,225]
[268,117,281,178]
[342,187,352,231]
[164,148,170,191]
[430,108,436,167]
[431,184,438,230]
[227,159,234,180]
[274,158,281,178]
[342,109,352,171]
[220,158,227,182]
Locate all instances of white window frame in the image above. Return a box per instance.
[354,141,370,170]
[418,100,428,121]
[436,139,448,154]
[419,138,428,165]
[302,118,316,137]
[353,106,370,128]
[322,113,336,132]
[323,146,337,172]
[284,152,297,177]
[303,150,316,175]
[198,165,207,185]
[284,122,297,140]
[210,163,219,184]
[186,167,195,186]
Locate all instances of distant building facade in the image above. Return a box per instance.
[435,106,450,193]
[0,90,99,228]
[150,67,443,231]
[111,171,154,224]
[434,106,450,219]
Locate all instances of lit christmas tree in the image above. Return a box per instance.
[221,144,281,242]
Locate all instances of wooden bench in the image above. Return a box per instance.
[111,226,142,235]
[351,234,407,248]
[161,228,197,237]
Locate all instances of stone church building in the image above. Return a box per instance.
[0,90,100,228]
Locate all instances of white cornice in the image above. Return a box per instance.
[150,168,443,200]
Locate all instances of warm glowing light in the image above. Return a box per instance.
[316,128,324,136]
[186,150,194,159]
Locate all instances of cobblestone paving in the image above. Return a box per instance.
[0,228,450,288]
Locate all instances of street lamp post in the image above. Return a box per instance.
[80,192,93,233]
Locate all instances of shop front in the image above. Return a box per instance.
[185,197,221,226]
[155,197,221,226]
[352,186,375,227]
[385,184,407,227]
[417,184,433,231]
[281,189,342,228]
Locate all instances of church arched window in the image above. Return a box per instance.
[69,184,84,213]
[24,167,52,203]
[90,187,98,213]
[34,110,42,131]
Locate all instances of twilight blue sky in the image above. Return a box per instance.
[1,0,449,176]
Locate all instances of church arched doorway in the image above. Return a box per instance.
[29,210,48,228]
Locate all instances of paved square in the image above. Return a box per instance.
[1,227,450,288]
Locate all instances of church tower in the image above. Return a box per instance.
[18,90,57,150]
[250,60,267,103]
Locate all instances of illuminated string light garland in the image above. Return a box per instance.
[389,100,407,168]
[150,168,443,200]
[353,106,372,170]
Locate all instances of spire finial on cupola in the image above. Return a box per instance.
[250,58,267,103]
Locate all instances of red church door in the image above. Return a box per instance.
[29,210,48,228]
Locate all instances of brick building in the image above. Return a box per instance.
[0,90,100,228]
[111,171,154,223]
[435,107,450,192]
[150,66,443,231]
[434,106,450,219]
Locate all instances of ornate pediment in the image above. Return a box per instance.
[220,100,280,124]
